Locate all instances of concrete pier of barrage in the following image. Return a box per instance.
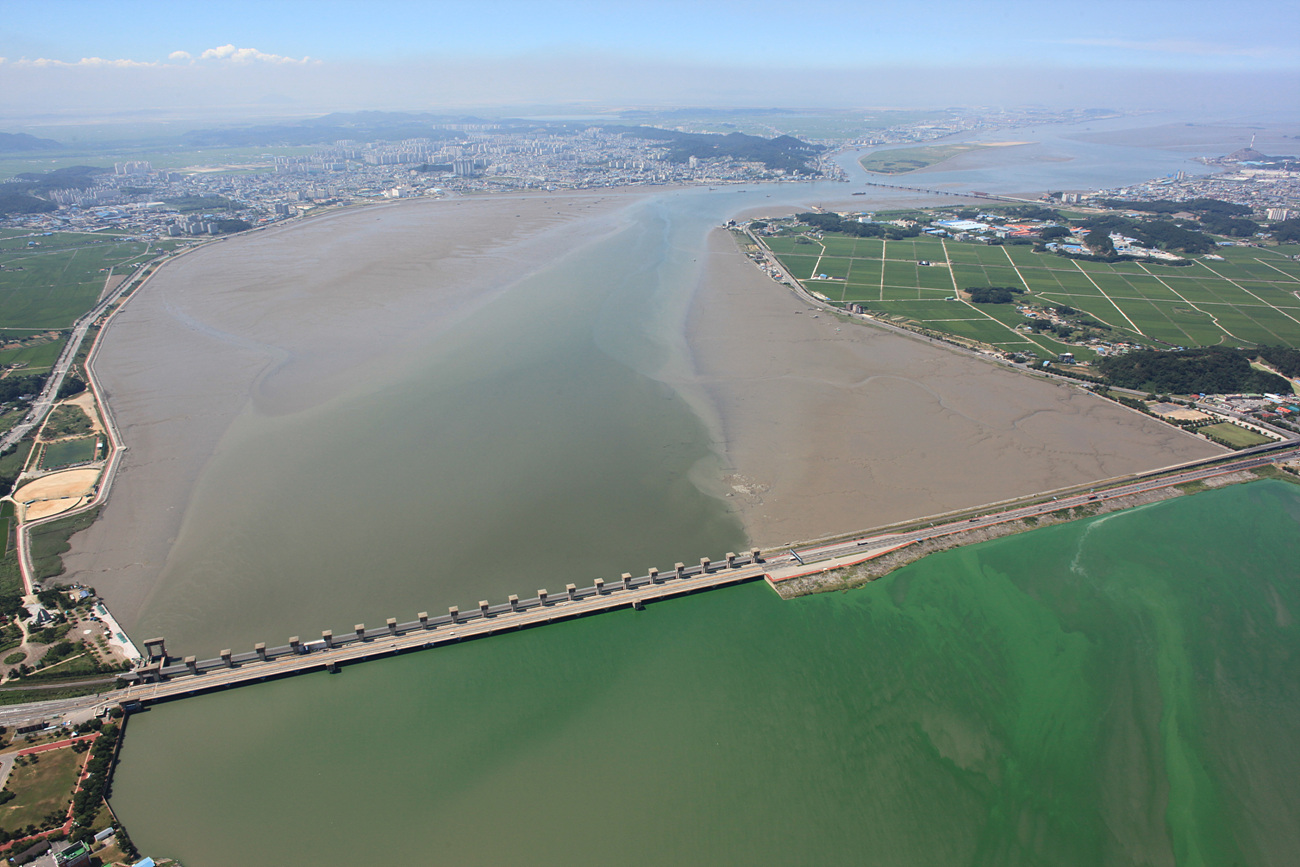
[117,550,768,706]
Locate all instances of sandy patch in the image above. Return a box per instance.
[1149,404,1212,422]
[14,468,101,503]
[23,496,92,522]
[687,228,1225,548]
[60,392,104,434]
[14,468,101,521]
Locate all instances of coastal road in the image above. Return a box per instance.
[776,442,1299,579]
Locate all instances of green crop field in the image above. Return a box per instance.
[0,233,160,333]
[764,231,1300,358]
[38,436,97,470]
[1200,422,1274,448]
[0,339,63,375]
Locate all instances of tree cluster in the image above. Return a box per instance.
[1096,347,1292,394]
[613,128,825,174]
[1028,318,1077,339]
[1200,215,1261,237]
[1272,219,1300,243]
[966,286,1024,304]
[0,374,43,405]
[1098,198,1252,218]
[794,213,919,239]
[1256,345,1300,378]
[1084,228,1115,255]
[1003,205,1063,221]
[55,378,85,400]
[1078,214,1213,254]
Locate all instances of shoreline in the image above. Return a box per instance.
[768,463,1300,597]
[684,214,1225,549]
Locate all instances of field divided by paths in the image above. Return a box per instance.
[765,232,1300,356]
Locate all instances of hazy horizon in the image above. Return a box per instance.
[3,0,1297,126]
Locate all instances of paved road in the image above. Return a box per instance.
[776,442,1299,576]
[0,694,108,728]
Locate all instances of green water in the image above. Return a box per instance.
[113,480,1300,866]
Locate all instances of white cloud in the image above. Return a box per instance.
[198,44,312,65]
[11,56,160,68]
[2,45,315,71]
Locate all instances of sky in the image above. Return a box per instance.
[2,0,1298,122]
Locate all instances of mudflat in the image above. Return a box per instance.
[687,226,1225,547]
[62,191,654,626]
[64,186,1226,630]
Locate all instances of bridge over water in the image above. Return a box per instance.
[117,550,770,706]
[113,442,1300,710]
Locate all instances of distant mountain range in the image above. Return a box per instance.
[181,112,488,147]
[0,132,62,152]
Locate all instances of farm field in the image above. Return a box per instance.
[765,232,1300,357]
[0,232,162,331]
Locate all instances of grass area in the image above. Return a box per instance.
[0,443,31,487]
[1200,422,1273,448]
[764,228,1300,357]
[0,744,82,833]
[859,144,993,174]
[37,437,96,470]
[0,234,158,331]
[0,337,64,375]
[39,405,91,440]
[27,508,98,582]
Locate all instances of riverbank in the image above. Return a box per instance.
[770,465,1297,597]
[685,221,1224,548]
